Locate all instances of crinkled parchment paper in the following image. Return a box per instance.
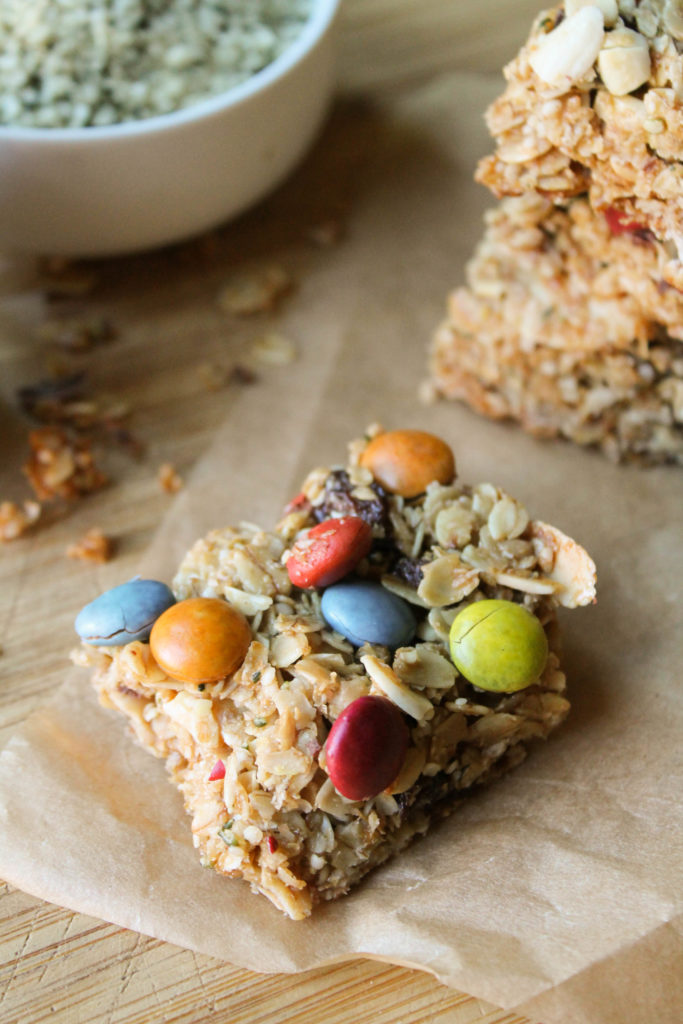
[0,73,681,1024]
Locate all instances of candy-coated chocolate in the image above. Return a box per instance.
[287,516,372,588]
[359,429,455,498]
[449,598,548,693]
[321,580,415,648]
[326,695,409,801]
[150,597,251,684]
[75,578,176,646]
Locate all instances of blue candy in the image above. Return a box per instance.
[321,580,416,648]
[75,578,176,646]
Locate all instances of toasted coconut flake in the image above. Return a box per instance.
[530,521,597,607]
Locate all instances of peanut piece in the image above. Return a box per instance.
[598,28,651,96]
[530,7,605,88]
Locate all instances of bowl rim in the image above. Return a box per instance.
[0,0,340,142]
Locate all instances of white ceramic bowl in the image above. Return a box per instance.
[0,0,340,257]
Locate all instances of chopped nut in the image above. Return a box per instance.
[598,28,651,97]
[158,463,183,494]
[529,7,604,87]
[0,500,41,541]
[23,427,107,501]
[66,527,114,563]
[217,264,292,316]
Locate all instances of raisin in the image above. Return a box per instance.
[313,469,388,529]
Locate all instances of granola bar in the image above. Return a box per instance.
[74,429,596,919]
[475,0,683,287]
[430,194,683,463]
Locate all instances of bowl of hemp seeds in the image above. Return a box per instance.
[0,0,339,256]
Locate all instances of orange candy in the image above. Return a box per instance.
[150,597,251,684]
[360,429,455,498]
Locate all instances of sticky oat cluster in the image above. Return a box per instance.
[431,0,683,464]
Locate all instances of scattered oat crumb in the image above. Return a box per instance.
[158,463,183,494]
[217,264,292,316]
[36,315,116,352]
[418,379,439,405]
[305,218,344,247]
[249,332,298,367]
[66,527,114,563]
[23,427,107,501]
[0,500,41,541]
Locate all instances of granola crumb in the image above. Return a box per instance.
[23,427,107,501]
[66,527,114,563]
[249,332,298,366]
[217,264,292,316]
[0,500,41,541]
[418,378,439,405]
[158,462,183,494]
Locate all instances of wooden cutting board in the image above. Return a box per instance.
[0,3,543,1021]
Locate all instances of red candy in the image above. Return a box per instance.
[286,516,372,589]
[283,491,311,515]
[325,695,410,801]
[208,760,226,782]
[604,206,648,236]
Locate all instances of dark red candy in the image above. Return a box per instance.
[286,516,372,589]
[604,206,648,236]
[283,491,310,515]
[325,695,410,801]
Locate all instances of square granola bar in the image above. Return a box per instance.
[74,430,596,918]
[476,1,683,288]
[430,195,683,463]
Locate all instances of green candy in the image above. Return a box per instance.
[449,599,548,693]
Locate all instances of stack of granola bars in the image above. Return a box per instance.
[430,0,683,464]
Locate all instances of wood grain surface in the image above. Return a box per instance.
[0,3,542,1022]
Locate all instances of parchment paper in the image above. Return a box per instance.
[0,73,681,1024]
